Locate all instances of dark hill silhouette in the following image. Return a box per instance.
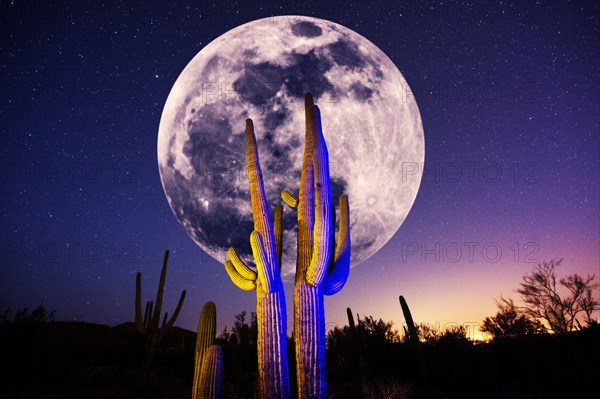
[0,320,195,399]
[1,319,598,398]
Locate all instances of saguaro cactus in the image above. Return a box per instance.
[283,94,351,398]
[347,307,356,330]
[135,250,186,371]
[224,120,290,398]
[399,295,427,382]
[197,345,224,399]
[193,302,218,399]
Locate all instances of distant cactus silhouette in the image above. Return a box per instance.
[399,295,427,382]
[142,300,153,328]
[135,250,186,372]
[282,94,351,398]
[347,307,356,330]
[193,302,218,399]
[224,119,290,398]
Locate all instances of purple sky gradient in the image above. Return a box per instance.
[1,1,598,339]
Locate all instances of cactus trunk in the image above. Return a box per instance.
[347,307,355,330]
[257,289,290,398]
[197,345,224,399]
[295,281,326,398]
[399,295,427,383]
[144,332,160,373]
[193,302,217,399]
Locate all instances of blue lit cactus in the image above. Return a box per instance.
[282,94,351,398]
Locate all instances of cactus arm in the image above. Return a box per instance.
[281,190,298,208]
[297,94,315,281]
[135,272,147,335]
[225,242,260,291]
[329,201,337,270]
[323,195,351,295]
[224,260,257,291]
[163,289,186,329]
[146,301,154,329]
[227,247,256,280]
[274,205,283,268]
[334,195,350,266]
[161,312,168,328]
[143,301,152,329]
[245,119,278,270]
[151,250,170,327]
[323,267,348,296]
[306,105,333,287]
[250,231,276,293]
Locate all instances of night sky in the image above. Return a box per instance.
[1,1,598,339]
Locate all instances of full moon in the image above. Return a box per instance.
[158,16,424,281]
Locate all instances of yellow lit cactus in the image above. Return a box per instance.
[224,120,290,398]
[193,301,217,399]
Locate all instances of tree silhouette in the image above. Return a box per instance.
[437,325,470,344]
[326,315,400,381]
[0,304,55,324]
[413,323,441,343]
[232,310,257,347]
[516,258,599,333]
[481,297,545,339]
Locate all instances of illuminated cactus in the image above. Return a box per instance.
[224,120,290,398]
[193,302,217,399]
[135,250,186,372]
[399,295,427,382]
[283,94,351,398]
[197,345,224,399]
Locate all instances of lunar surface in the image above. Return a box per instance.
[157,16,424,281]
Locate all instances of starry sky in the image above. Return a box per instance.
[1,1,598,339]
